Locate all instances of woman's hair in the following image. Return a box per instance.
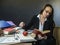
[40,4,54,20]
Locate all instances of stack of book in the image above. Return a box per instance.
[3,28,15,35]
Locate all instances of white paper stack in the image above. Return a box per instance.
[0,37,7,43]
[0,37,20,44]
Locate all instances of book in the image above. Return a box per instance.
[3,28,16,34]
[32,29,50,37]
[6,21,16,27]
[0,20,12,28]
[42,30,50,34]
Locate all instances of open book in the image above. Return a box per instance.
[32,29,50,37]
[41,30,50,34]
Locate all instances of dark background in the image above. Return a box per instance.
[0,0,60,27]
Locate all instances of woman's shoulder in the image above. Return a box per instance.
[47,19,55,25]
[32,15,37,17]
[32,14,39,18]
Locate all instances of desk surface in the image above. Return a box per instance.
[0,28,36,44]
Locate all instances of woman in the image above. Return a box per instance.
[19,4,56,45]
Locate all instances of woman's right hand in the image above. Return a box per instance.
[38,34,47,40]
[38,34,44,39]
[19,22,25,28]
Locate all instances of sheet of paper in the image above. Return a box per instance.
[0,37,20,44]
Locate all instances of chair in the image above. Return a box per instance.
[53,27,60,45]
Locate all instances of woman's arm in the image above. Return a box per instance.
[22,15,37,30]
[46,19,55,38]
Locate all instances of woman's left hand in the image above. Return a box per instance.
[38,34,47,40]
[19,22,25,28]
[38,34,44,39]
[43,35,47,39]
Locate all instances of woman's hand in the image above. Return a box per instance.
[38,34,44,39]
[19,22,25,28]
[43,35,47,39]
[38,34,47,40]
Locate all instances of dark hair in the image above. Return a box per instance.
[40,4,54,20]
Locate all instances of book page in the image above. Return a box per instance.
[42,30,50,34]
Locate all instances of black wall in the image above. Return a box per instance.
[0,0,47,25]
[0,0,60,27]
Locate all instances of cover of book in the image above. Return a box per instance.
[32,29,50,37]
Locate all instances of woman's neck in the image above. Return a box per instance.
[39,14,46,25]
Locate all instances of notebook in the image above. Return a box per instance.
[6,21,16,26]
[0,20,11,28]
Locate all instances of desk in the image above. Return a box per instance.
[0,29,36,45]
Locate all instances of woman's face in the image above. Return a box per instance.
[42,6,52,18]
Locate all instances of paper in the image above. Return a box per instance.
[0,37,20,44]
[0,37,6,42]
[15,34,36,42]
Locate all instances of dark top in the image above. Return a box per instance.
[23,15,55,39]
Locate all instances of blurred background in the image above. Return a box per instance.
[0,0,60,27]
